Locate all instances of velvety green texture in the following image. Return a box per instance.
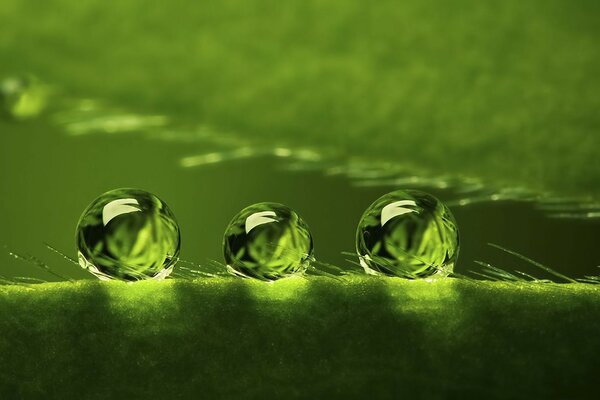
[0,278,598,399]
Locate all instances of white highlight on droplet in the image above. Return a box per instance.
[102,198,142,226]
[245,211,277,234]
[381,200,418,226]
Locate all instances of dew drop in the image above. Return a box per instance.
[356,189,459,278]
[223,202,313,280]
[76,188,181,281]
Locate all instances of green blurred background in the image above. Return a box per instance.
[1,0,599,280]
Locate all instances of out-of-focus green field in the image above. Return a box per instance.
[1,0,599,197]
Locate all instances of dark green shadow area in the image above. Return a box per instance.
[0,281,111,399]
[447,282,600,399]
[1,278,599,398]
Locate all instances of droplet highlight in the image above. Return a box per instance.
[356,189,459,278]
[223,202,313,280]
[76,188,181,281]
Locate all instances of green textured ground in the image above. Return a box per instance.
[1,0,599,197]
[1,277,599,399]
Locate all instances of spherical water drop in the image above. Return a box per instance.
[223,202,313,280]
[356,189,459,278]
[76,188,180,281]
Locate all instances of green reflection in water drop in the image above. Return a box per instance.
[356,189,459,278]
[76,188,181,281]
[223,202,313,281]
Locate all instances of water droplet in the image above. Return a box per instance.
[356,189,459,278]
[76,188,181,281]
[0,76,48,120]
[223,202,313,280]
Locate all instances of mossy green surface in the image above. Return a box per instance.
[1,0,600,197]
[1,277,599,399]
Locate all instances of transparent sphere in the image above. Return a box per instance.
[223,202,313,281]
[76,188,181,281]
[356,189,459,278]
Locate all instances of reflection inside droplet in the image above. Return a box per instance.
[223,202,313,281]
[356,189,459,279]
[76,188,181,281]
